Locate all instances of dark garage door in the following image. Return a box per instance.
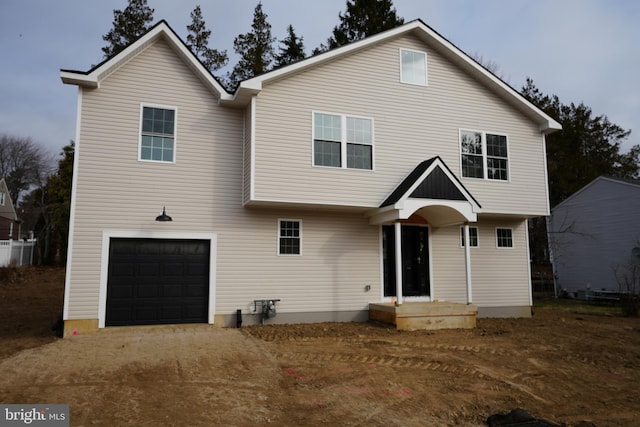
[106,238,210,326]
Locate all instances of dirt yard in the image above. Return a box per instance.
[1,267,639,426]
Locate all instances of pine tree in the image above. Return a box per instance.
[228,2,276,88]
[186,5,228,74]
[102,0,154,59]
[275,25,306,68]
[323,0,404,51]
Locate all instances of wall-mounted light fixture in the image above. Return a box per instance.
[155,207,173,222]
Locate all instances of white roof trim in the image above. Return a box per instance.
[60,21,231,100]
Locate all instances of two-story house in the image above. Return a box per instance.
[60,19,560,335]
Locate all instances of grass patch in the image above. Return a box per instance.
[534,296,622,317]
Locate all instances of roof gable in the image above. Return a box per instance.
[553,175,640,211]
[238,19,561,133]
[61,20,230,100]
[0,178,18,221]
[60,19,561,131]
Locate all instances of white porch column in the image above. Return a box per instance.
[464,223,473,304]
[394,221,403,305]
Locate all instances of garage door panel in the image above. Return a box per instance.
[109,285,134,299]
[164,263,184,276]
[110,263,135,276]
[106,238,210,327]
[138,263,160,276]
[186,283,207,297]
[137,284,160,298]
[162,283,183,297]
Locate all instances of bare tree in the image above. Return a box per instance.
[0,134,54,205]
[612,244,640,316]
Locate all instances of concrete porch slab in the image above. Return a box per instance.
[369,301,477,331]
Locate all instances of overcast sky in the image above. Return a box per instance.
[1,0,638,158]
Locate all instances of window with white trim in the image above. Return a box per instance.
[400,48,427,86]
[140,106,175,162]
[496,228,513,248]
[460,226,479,247]
[313,112,373,170]
[0,192,5,206]
[278,220,301,255]
[460,130,508,180]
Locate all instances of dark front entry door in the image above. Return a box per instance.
[383,225,430,297]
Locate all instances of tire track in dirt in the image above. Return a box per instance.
[258,335,516,357]
[270,350,486,378]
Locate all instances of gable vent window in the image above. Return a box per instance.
[400,48,427,86]
[313,112,373,170]
[140,106,175,163]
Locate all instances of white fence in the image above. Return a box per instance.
[0,239,36,267]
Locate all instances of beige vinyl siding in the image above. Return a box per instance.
[470,218,530,307]
[67,38,381,321]
[215,209,380,314]
[68,38,242,319]
[430,225,467,303]
[429,218,530,307]
[252,34,548,216]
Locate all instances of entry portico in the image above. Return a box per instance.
[368,157,481,308]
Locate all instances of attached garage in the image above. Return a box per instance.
[105,238,211,326]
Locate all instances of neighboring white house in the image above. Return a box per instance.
[548,176,640,295]
[60,19,560,336]
[0,178,35,267]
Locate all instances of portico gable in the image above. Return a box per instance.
[368,157,481,226]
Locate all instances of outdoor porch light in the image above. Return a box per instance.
[155,207,172,222]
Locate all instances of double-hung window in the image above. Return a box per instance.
[313,112,373,170]
[460,130,508,180]
[140,105,175,162]
[278,220,301,255]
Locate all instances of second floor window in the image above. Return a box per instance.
[313,112,373,170]
[140,106,175,162]
[460,130,508,180]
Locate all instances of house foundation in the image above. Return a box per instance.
[369,301,477,330]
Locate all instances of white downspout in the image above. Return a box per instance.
[394,221,403,305]
[464,223,473,304]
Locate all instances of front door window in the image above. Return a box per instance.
[382,225,430,297]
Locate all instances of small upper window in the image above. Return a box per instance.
[496,228,513,248]
[460,226,479,247]
[0,192,5,206]
[140,106,175,162]
[400,49,427,86]
[278,220,301,255]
